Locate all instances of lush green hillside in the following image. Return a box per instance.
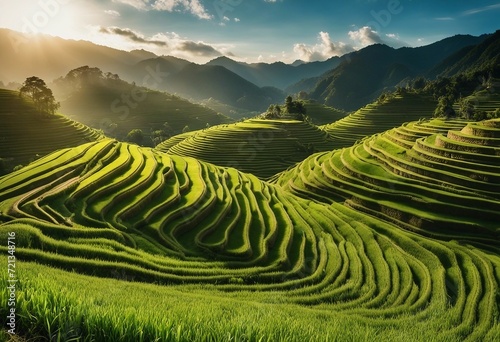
[0,139,499,341]
[302,100,348,125]
[156,119,337,179]
[319,93,437,150]
[200,97,260,120]
[0,89,103,174]
[54,67,233,146]
[163,64,283,112]
[429,30,500,78]
[307,35,487,111]
[455,88,500,114]
[275,118,500,242]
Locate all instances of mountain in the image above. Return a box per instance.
[206,56,341,89]
[0,28,157,83]
[122,56,192,85]
[163,63,285,111]
[1,28,496,115]
[0,29,285,112]
[428,30,500,78]
[52,67,232,145]
[306,34,489,111]
[129,49,158,61]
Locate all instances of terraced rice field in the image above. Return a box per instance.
[301,100,347,125]
[275,118,500,243]
[320,93,437,150]
[0,89,103,170]
[0,138,499,340]
[156,119,337,179]
[455,89,500,113]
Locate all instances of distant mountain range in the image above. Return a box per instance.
[1,28,499,113]
[205,56,341,89]
[305,34,493,111]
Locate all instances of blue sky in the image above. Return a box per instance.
[1,0,499,63]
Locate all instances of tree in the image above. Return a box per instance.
[410,77,427,91]
[285,96,294,113]
[126,129,144,145]
[284,96,306,115]
[434,96,456,118]
[458,98,475,120]
[64,66,104,90]
[19,76,60,115]
[489,108,500,120]
[265,104,282,119]
[297,91,308,100]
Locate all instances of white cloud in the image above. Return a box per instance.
[293,27,411,62]
[152,0,213,20]
[99,26,168,46]
[293,31,355,62]
[112,0,149,11]
[112,0,213,19]
[91,25,234,63]
[348,26,384,47]
[348,26,408,49]
[234,18,240,22]
[104,10,121,17]
[462,3,500,16]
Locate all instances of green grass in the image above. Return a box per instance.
[8,257,497,342]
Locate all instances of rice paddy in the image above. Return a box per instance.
[0,132,499,340]
[156,119,337,179]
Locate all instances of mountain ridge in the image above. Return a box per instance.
[304,34,490,111]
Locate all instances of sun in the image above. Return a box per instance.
[32,2,84,39]
[2,0,86,40]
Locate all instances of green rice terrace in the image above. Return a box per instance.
[156,119,338,179]
[0,131,499,340]
[301,100,348,125]
[274,118,500,242]
[0,89,103,174]
[319,93,437,150]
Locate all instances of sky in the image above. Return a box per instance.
[0,0,499,64]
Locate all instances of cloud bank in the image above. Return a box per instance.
[294,26,408,62]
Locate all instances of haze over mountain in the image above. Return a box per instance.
[0,29,148,83]
[206,56,341,89]
[1,28,499,114]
